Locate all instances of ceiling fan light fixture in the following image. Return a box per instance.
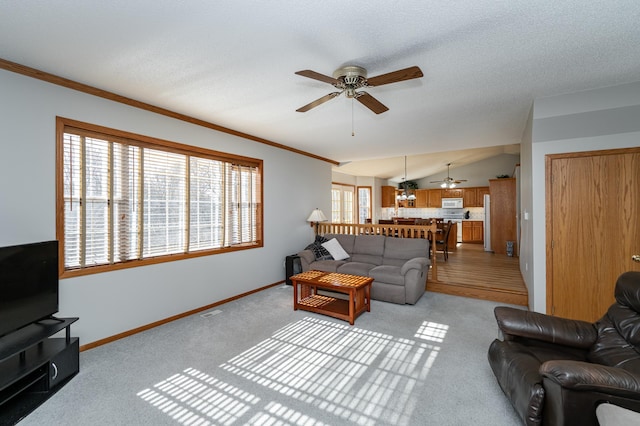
[431,163,467,189]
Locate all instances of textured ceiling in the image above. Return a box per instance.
[1,1,639,181]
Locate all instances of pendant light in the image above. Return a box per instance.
[396,156,416,201]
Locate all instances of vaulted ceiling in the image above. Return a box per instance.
[1,1,639,181]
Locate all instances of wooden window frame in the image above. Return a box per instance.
[56,117,263,278]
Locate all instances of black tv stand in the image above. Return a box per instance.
[40,316,66,324]
[0,317,79,426]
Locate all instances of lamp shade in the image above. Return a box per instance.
[307,208,327,223]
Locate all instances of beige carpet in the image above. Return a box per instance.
[19,286,521,425]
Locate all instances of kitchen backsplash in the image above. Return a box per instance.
[381,207,485,220]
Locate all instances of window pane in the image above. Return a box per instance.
[84,137,109,266]
[331,189,341,223]
[190,157,224,250]
[358,187,371,224]
[113,143,140,262]
[143,149,187,257]
[343,190,354,224]
[63,134,82,268]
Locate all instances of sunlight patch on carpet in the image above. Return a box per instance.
[220,316,440,426]
[415,321,449,343]
[137,367,260,426]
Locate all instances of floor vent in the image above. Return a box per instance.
[200,310,222,318]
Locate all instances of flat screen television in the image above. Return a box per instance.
[0,240,59,338]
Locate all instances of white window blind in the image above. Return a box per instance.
[59,119,262,273]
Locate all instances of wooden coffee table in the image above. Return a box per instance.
[291,270,373,325]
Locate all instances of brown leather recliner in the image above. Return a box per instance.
[488,271,640,426]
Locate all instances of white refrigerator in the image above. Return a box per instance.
[483,194,492,252]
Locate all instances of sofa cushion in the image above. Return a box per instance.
[369,265,405,286]
[350,235,385,265]
[338,262,377,277]
[305,235,333,260]
[322,238,350,260]
[309,259,347,273]
[382,237,430,267]
[324,234,356,255]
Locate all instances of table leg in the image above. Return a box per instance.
[349,289,355,325]
[293,280,298,310]
[366,284,371,312]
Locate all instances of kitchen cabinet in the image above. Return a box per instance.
[442,188,463,198]
[462,188,477,207]
[478,187,490,206]
[472,221,484,241]
[397,195,415,208]
[427,189,442,207]
[414,189,428,208]
[461,187,490,207]
[462,220,484,243]
[381,186,396,208]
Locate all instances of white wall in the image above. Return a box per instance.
[518,105,534,307]
[527,81,640,313]
[0,69,332,345]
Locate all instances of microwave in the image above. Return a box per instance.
[442,198,463,209]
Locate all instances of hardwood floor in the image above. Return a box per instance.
[427,243,529,306]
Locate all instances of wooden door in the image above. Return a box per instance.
[490,178,517,255]
[547,148,640,322]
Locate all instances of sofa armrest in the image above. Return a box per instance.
[541,360,640,397]
[400,257,430,275]
[297,250,315,270]
[494,306,597,349]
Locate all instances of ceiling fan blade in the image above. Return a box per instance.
[366,66,423,87]
[296,92,341,112]
[295,70,340,85]
[356,92,389,114]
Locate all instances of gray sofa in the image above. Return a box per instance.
[297,233,431,304]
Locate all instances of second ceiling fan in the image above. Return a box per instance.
[430,163,468,188]
[295,65,423,114]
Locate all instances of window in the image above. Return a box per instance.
[357,186,372,224]
[57,117,262,277]
[331,183,355,223]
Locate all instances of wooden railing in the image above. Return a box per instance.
[316,222,438,281]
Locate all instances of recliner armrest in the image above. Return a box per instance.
[541,360,640,397]
[400,257,430,275]
[494,306,597,349]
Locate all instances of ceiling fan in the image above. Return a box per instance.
[430,163,468,188]
[295,65,423,114]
